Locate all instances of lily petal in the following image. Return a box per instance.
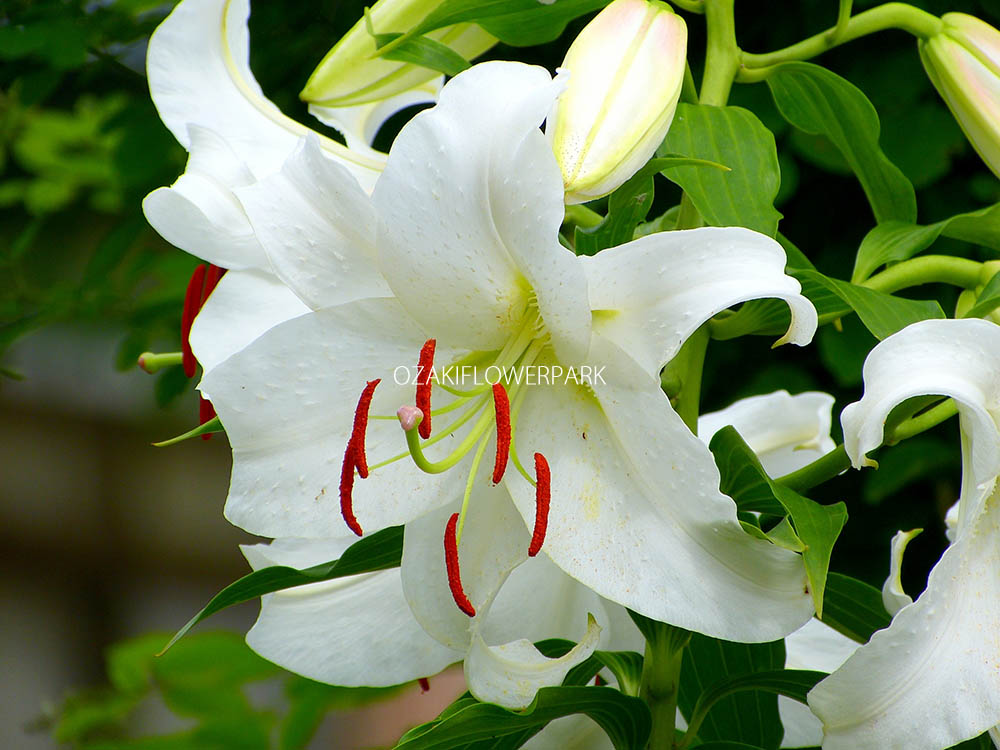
[235,136,391,310]
[242,537,459,686]
[808,493,1000,750]
[840,318,1000,530]
[698,390,836,477]
[780,618,859,748]
[881,528,922,616]
[373,61,592,363]
[582,227,817,379]
[200,298,470,538]
[465,613,602,710]
[147,0,382,188]
[401,485,529,652]
[523,715,614,750]
[190,269,310,378]
[505,341,814,641]
[143,126,267,270]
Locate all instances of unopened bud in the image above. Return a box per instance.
[920,13,1000,178]
[301,0,496,108]
[547,0,687,204]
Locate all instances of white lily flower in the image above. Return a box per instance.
[808,318,1000,750]
[698,390,836,477]
[140,0,454,294]
[200,60,817,705]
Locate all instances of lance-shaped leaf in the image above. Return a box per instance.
[393,685,651,750]
[766,62,916,224]
[659,103,782,235]
[819,573,892,644]
[793,268,945,339]
[710,427,847,616]
[965,268,1000,318]
[678,635,785,749]
[852,202,1000,282]
[160,526,403,653]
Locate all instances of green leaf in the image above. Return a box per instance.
[678,635,785,749]
[794,269,945,340]
[161,526,404,653]
[406,0,609,47]
[820,573,892,644]
[574,156,728,256]
[394,685,650,750]
[852,203,1000,282]
[686,669,827,742]
[536,638,644,696]
[659,104,782,236]
[766,62,916,224]
[771,485,847,618]
[373,32,470,77]
[966,269,1000,318]
[709,427,847,616]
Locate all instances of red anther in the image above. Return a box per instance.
[418,677,431,693]
[491,383,511,484]
[198,396,216,440]
[339,379,381,537]
[528,453,551,557]
[350,379,381,478]
[203,264,226,300]
[595,674,606,687]
[180,264,207,378]
[444,513,476,617]
[339,445,363,537]
[415,339,436,439]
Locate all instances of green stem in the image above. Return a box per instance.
[886,398,957,444]
[663,325,710,433]
[739,2,943,74]
[776,444,851,493]
[861,255,982,294]
[631,612,691,750]
[776,398,958,491]
[671,0,705,13]
[700,0,739,106]
[674,193,704,230]
[563,203,604,230]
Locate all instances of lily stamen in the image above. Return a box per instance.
[528,452,551,557]
[340,378,381,536]
[491,383,511,483]
[444,512,476,617]
[416,339,436,439]
[181,264,207,377]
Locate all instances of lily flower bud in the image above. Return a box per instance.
[920,13,1000,178]
[301,0,497,108]
[547,0,687,204]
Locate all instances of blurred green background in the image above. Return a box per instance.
[1,0,997,747]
